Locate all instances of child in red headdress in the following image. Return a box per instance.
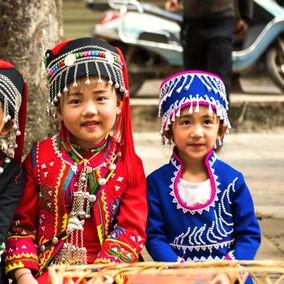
[0,59,27,284]
[5,38,147,284]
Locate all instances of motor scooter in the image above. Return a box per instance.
[86,0,284,95]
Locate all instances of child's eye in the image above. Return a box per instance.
[204,119,214,126]
[180,119,191,126]
[68,98,81,105]
[96,96,108,102]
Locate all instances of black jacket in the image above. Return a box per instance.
[0,159,25,242]
[0,158,25,283]
[183,0,253,23]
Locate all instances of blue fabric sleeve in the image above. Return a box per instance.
[229,173,261,260]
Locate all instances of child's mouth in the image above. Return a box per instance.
[82,121,98,127]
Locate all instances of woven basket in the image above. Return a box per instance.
[48,260,284,284]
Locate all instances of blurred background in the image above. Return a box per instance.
[60,0,284,133]
[63,0,98,39]
[62,0,163,39]
[61,0,284,96]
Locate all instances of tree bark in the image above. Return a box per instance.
[0,0,63,155]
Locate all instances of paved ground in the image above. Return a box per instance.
[133,131,284,261]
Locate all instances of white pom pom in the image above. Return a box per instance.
[109,164,116,170]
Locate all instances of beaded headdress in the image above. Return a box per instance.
[44,37,138,183]
[0,60,27,159]
[159,70,231,143]
[44,37,127,116]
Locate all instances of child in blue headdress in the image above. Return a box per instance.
[146,70,261,283]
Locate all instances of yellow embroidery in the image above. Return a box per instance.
[54,162,66,234]
[106,239,138,260]
[97,224,104,246]
[38,246,55,271]
[101,190,109,233]
[5,252,38,273]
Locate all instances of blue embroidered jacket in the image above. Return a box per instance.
[146,149,261,263]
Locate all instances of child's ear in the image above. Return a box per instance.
[56,104,62,120]
[218,124,228,139]
[116,96,123,115]
[164,128,174,142]
[0,119,14,136]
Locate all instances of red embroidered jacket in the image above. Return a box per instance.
[5,134,147,276]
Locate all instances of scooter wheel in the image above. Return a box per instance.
[266,46,284,92]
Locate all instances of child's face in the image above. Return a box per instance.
[0,104,4,134]
[57,77,122,149]
[0,103,13,136]
[171,105,226,163]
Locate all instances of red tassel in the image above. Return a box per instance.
[115,47,140,186]
[51,39,72,56]
[0,59,15,69]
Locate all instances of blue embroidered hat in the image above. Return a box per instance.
[159,70,231,135]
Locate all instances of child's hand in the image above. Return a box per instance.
[17,273,38,284]
[14,269,38,284]
[210,273,231,284]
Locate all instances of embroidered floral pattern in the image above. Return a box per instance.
[109,225,125,240]
[110,198,120,216]
[106,243,134,262]
[39,185,55,212]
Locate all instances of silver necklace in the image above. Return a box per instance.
[54,144,104,265]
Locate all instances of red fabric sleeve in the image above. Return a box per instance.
[95,156,147,263]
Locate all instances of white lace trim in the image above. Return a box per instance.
[169,154,220,214]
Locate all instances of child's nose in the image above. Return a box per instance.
[191,124,203,137]
[83,101,98,116]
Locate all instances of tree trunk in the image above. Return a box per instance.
[0,0,63,155]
